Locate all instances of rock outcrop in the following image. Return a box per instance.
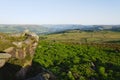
[0,30,39,80]
[0,53,11,67]
[0,30,56,80]
[3,30,39,66]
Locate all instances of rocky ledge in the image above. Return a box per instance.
[0,30,39,67]
[0,30,56,80]
[0,53,11,67]
[0,30,55,80]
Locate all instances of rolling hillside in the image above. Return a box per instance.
[0,24,120,34]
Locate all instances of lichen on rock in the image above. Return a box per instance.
[2,30,39,66]
[0,30,39,80]
[0,30,56,80]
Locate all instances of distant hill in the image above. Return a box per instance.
[84,25,120,31]
[0,25,49,34]
[0,24,85,34]
[0,24,120,34]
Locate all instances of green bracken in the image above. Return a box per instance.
[33,40,120,80]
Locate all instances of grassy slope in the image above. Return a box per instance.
[44,30,120,43]
[33,30,120,80]
[34,41,120,80]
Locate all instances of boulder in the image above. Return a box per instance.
[3,30,39,61]
[0,53,11,67]
[0,30,56,80]
[0,30,39,80]
[4,47,14,53]
[0,59,6,68]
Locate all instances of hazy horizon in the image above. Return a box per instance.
[0,0,120,25]
[0,24,120,25]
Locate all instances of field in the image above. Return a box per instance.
[43,30,120,43]
[33,30,120,80]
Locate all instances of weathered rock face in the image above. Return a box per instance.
[3,30,39,66]
[0,30,56,80]
[0,30,39,80]
[0,53,11,67]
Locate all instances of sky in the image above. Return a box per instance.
[0,0,120,25]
